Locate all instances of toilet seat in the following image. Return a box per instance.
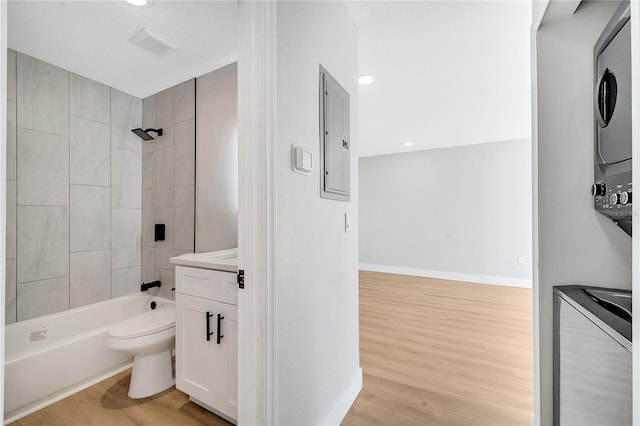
[109,306,175,340]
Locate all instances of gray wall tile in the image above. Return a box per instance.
[17,276,69,321]
[6,180,16,259]
[7,100,16,180]
[111,148,142,209]
[142,246,155,282]
[174,79,195,123]
[17,53,69,136]
[70,185,110,252]
[17,206,69,283]
[70,250,111,308]
[70,73,110,124]
[111,266,141,298]
[17,129,69,206]
[111,89,142,152]
[7,49,16,102]
[143,146,155,190]
[155,208,174,270]
[142,95,156,190]
[155,87,174,149]
[174,249,194,256]
[174,185,194,251]
[6,259,16,324]
[70,116,110,186]
[153,268,174,300]
[111,209,141,269]
[142,189,155,247]
[143,95,156,129]
[154,147,174,208]
[174,119,195,186]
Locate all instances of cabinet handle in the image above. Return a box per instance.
[217,314,225,345]
[206,311,214,342]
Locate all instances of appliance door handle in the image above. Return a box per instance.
[206,311,214,342]
[596,68,617,128]
[217,314,224,345]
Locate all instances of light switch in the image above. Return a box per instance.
[292,145,313,175]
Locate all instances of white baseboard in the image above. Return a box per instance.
[359,263,532,288]
[321,367,363,426]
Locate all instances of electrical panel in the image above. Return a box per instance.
[319,65,350,201]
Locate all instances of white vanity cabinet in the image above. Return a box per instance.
[174,264,238,423]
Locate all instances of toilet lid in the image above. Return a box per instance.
[109,306,175,339]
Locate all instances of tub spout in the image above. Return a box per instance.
[141,281,161,292]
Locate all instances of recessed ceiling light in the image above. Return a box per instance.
[358,74,376,85]
[126,0,147,6]
[402,139,415,147]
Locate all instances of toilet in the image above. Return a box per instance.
[106,304,176,399]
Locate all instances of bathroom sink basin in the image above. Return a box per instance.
[170,248,238,272]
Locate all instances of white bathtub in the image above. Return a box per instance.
[4,294,174,424]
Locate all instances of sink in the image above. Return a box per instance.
[204,251,238,260]
[170,248,238,272]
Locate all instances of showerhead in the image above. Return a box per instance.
[131,128,163,141]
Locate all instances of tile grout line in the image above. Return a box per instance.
[12,51,18,323]
[68,70,71,311]
[110,87,113,299]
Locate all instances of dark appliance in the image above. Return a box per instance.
[592,1,632,236]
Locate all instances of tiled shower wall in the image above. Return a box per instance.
[5,50,142,323]
[141,80,195,300]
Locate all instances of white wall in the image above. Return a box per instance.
[360,138,532,286]
[275,1,361,424]
[535,2,631,425]
[349,1,532,157]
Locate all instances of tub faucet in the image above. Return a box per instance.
[141,280,161,292]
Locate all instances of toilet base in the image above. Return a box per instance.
[128,349,175,399]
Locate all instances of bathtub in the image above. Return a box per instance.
[4,293,174,424]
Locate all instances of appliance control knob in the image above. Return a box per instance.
[610,193,618,206]
[591,182,607,196]
[620,191,630,205]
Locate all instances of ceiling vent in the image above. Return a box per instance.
[129,28,177,57]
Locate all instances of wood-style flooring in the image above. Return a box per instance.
[10,271,532,425]
[342,271,533,426]
[10,369,230,426]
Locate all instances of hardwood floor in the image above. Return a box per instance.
[10,271,532,425]
[10,369,231,426]
[342,271,533,426]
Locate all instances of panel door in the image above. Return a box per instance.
[175,293,218,407]
[216,302,238,421]
[323,73,350,196]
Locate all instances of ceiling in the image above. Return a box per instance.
[8,1,530,156]
[346,1,532,157]
[8,1,238,99]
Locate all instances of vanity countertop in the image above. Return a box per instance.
[170,248,238,272]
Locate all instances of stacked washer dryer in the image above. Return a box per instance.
[591,0,632,235]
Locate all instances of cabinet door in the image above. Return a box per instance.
[175,293,218,407]
[217,302,238,420]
